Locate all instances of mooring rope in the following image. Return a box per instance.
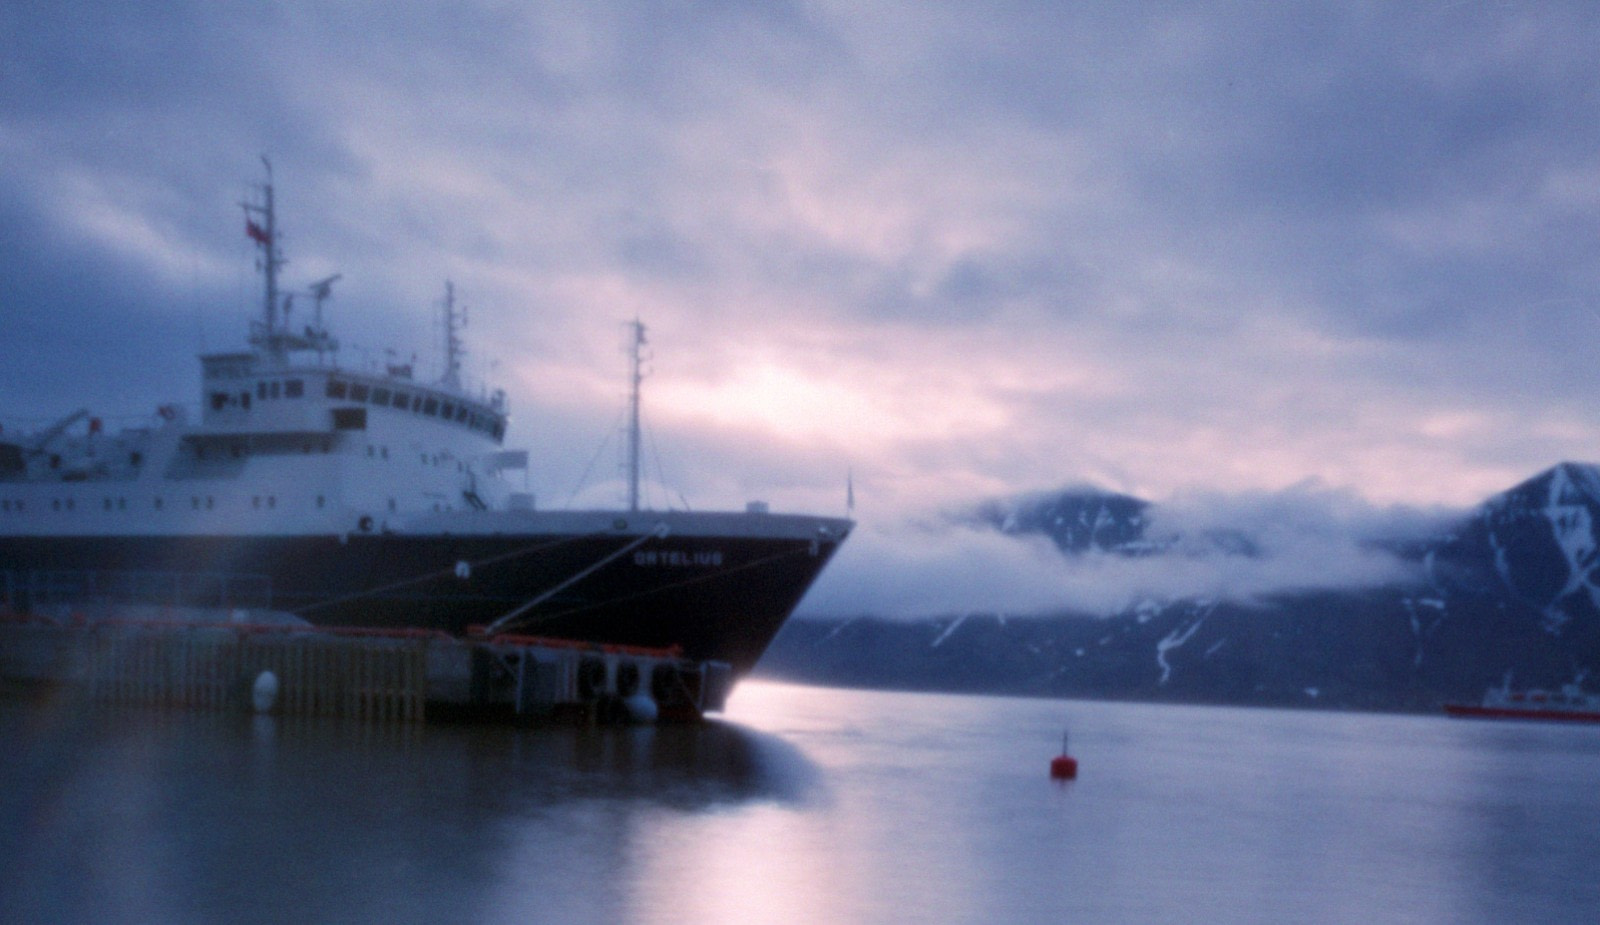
[291,533,592,615]
[482,522,669,635]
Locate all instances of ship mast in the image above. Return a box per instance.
[441,281,465,390]
[243,157,286,360]
[627,318,647,512]
[241,157,338,363]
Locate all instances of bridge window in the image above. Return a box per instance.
[423,397,439,416]
[331,407,367,431]
[439,402,454,419]
[372,387,391,405]
[210,392,228,411]
[350,383,369,402]
[285,379,303,398]
[327,379,348,399]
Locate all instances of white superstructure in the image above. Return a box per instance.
[1,160,517,538]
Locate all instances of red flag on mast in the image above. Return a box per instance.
[246,219,270,245]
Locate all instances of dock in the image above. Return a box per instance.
[0,612,734,724]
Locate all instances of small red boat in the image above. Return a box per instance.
[1445,677,1600,723]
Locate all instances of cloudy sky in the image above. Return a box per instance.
[6,2,1600,612]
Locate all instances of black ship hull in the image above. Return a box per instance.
[0,529,843,677]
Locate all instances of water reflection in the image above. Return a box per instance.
[0,689,819,925]
[7,684,1600,924]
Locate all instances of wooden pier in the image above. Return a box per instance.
[0,613,734,724]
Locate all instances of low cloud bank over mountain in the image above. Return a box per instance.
[776,463,1600,710]
[801,482,1455,618]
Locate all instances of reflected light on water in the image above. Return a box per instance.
[6,680,1600,923]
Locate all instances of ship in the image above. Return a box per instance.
[0,162,852,677]
[1444,674,1600,723]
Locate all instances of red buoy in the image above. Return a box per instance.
[1050,728,1077,779]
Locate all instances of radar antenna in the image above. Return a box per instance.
[306,273,342,360]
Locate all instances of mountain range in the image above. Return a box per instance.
[757,463,1600,711]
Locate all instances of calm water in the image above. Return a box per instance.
[2,681,1597,924]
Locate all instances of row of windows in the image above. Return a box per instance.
[193,440,333,461]
[184,441,451,466]
[2,494,328,513]
[0,494,467,515]
[261,379,306,400]
[203,374,505,443]
[326,378,504,440]
[356,444,463,471]
[207,378,309,411]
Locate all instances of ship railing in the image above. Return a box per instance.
[2,568,273,613]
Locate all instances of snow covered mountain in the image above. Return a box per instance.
[761,464,1600,711]
[969,488,1151,554]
